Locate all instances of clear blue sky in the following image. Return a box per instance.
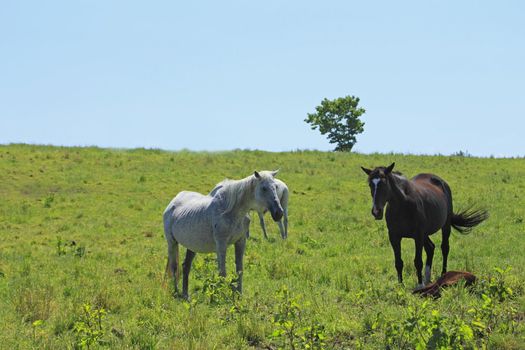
[1,1,524,157]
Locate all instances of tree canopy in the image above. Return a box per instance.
[305,95,365,152]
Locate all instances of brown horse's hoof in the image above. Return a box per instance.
[413,271,476,298]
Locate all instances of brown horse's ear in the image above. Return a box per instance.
[385,162,395,174]
[361,167,372,175]
[254,171,261,179]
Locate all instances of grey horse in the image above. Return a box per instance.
[210,178,289,239]
[163,170,284,299]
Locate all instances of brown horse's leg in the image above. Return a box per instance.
[414,235,424,287]
[182,249,196,300]
[441,224,451,275]
[389,233,404,283]
[423,236,435,284]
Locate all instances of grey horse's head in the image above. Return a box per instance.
[253,170,284,222]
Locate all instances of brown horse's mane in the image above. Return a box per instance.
[389,171,411,195]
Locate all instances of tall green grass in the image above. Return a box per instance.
[0,144,523,349]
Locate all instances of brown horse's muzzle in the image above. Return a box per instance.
[372,207,384,220]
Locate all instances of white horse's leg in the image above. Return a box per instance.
[234,237,246,293]
[281,190,289,239]
[258,211,268,239]
[216,240,228,277]
[245,214,251,239]
[277,220,286,239]
[283,207,288,238]
[166,240,179,294]
[164,210,180,295]
[182,249,196,299]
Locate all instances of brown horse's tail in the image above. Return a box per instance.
[451,207,489,234]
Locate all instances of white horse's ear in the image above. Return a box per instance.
[271,169,280,177]
[254,171,261,179]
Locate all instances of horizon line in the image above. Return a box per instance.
[1,142,523,159]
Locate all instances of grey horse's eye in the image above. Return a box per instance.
[262,187,268,192]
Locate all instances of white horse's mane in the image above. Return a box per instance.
[214,171,274,214]
[215,175,256,214]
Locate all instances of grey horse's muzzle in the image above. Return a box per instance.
[270,204,284,222]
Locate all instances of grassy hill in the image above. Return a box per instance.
[0,144,523,349]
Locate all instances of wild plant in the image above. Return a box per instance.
[73,303,107,349]
[43,194,54,208]
[200,273,240,305]
[271,286,326,349]
[382,266,520,349]
[32,319,44,342]
[383,300,477,349]
[56,237,85,257]
[56,237,67,256]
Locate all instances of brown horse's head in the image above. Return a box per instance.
[361,162,395,220]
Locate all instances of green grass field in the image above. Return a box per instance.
[0,144,523,349]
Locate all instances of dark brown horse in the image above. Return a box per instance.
[361,163,488,287]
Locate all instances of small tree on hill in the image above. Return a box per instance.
[305,95,366,152]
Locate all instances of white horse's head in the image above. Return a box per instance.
[253,170,284,222]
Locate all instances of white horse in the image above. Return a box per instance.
[163,170,284,299]
[210,178,288,239]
